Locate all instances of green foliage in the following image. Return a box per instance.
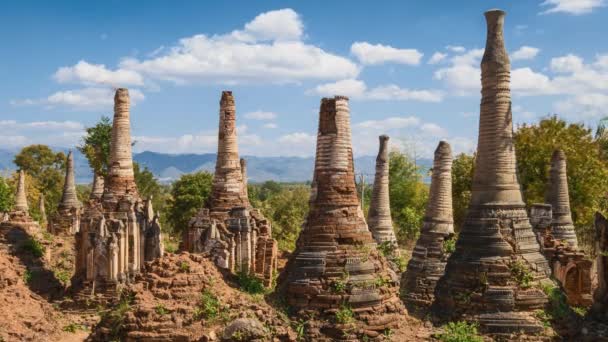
[515,116,608,243]
[435,321,483,342]
[194,289,221,320]
[377,241,396,257]
[167,172,213,234]
[0,177,13,212]
[23,269,32,284]
[572,306,587,317]
[100,292,134,340]
[509,260,534,289]
[78,116,112,176]
[392,255,407,273]
[20,237,45,258]
[451,153,474,232]
[334,304,354,324]
[13,145,66,218]
[54,269,71,286]
[389,150,428,244]
[155,304,169,315]
[178,261,190,273]
[292,319,307,341]
[442,236,456,254]
[62,322,85,333]
[331,272,349,294]
[541,282,570,321]
[237,271,265,294]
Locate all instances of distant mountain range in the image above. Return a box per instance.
[0,149,432,184]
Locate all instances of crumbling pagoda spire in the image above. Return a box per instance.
[90,173,104,200]
[435,10,551,335]
[208,91,249,212]
[58,151,82,211]
[14,170,28,213]
[280,96,405,341]
[104,88,138,202]
[404,141,454,308]
[367,135,397,244]
[547,150,578,248]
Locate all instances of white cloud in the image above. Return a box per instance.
[355,116,421,130]
[446,45,466,53]
[350,42,423,65]
[0,120,86,149]
[550,54,585,73]
[511,46,540,61]
[263,123,278,129]
[433,48,484,94]
[420,123,448,136]
[554,93,608,118]
[0,120,83,131]
[540,0,605,15]
[54,60,144,86]
[231,8,303,42]
[310,79,443,102]
[12,87,145,110]
[428,52,447,64]
[511,67,556,95]
[244,110,277,120]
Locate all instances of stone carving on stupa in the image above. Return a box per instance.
[74,88,163,299]
[184,91,278,287]
[434,9,552,335]
[49,151,82,235]
[278,96,405,341]
[529,150,592,306]
[403,141,454,309]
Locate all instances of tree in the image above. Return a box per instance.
[514,116,608,244]
[13,145,66,217]
[78,116,112,176]
[388,150,429,245]
[451,153,475,232]
[0,176,13,212]
[166,172,214,235]
[261,185,309,252]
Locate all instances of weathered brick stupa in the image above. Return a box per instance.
[1,170,40,232]
[89,173,104,201]
[184,91,278,287]
[592,213,608,317]
[529,150,592,306]
[367,135,397,245]
[434,10,551,335]
[74,88,163,299]
[279,96,405,341]
[49,151,82,235]
[403,141,454,309]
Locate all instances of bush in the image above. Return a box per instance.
[194,289,221,320]
[442,236,456,254]
[335,304,354,324]
[509,260,533,288]
[155,304,169,315]
[237,271,265,294]
[100,293,134,340]
[20,237,45,258]
[435,321,483,342]
[54,269,71,286]
[62,323,85,333]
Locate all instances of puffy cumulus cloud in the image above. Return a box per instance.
[0,120,86,149]
[54,60,144,86]
[350,42,423,65]
[550,54,585,73]
[119,9,359,84]
[428,52,447,64]
[309,79,443,102]
[554,93,608,118]
[12,87,145,110]
[244,110,277,120]
[540,0,605,15]
[511,46,540,61]
[433,48,484,94]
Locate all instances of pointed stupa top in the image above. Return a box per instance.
[368,135,396,243]
[59,151,81,210]
[105,88,138,198]
[90,173,104,200]
[14,170,28,212]
[470,9,522,207]
[208,91,250,211]
[424,141,454,229]
[547,150,578,247]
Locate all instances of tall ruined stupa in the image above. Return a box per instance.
[279,96,405,341]
[546,150,578,248]
[404,141,454,308]
[367,135,397,244]
[434,10,551,335]
[50,151,82,234]
[14,170,29,213]
[59,151,82,211]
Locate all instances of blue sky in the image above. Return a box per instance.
[1,0,607,158]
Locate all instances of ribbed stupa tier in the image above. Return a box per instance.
[434,10,551,336]
[547,150,578,248]
[208,91,250,212]
[58,151,82,211]
[14,170,28,213]
[90,173,104,200]
[404,141,454,308]
[368,135,397,244]
[280,96,405,341]
[104,88,138,201]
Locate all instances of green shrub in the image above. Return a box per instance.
[442,237,456,254]
[509,260,533,288]
[237,271,265,294]
[100,293,134,340]
[54,269,71,285]
[378,241,396,257]
[20,237,45,258]
[178,261,190,273]
[541,283,570,321]
[62,322,85,333]
[435,321,483,342]
[194,289,220,320]
[392,255,408,273]
[335,304,354,324]
[23,269,33,284]
[155,304,169,315]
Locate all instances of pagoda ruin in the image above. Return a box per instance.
[1,170,40,232]
[184,91,278,286]
[279,96,405,341]
[529,150,592,306]
[434,9,551,335]
[74,88,163,298]
[404,141,454,309]
[49,151,82,235]
[367,135,397,245]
